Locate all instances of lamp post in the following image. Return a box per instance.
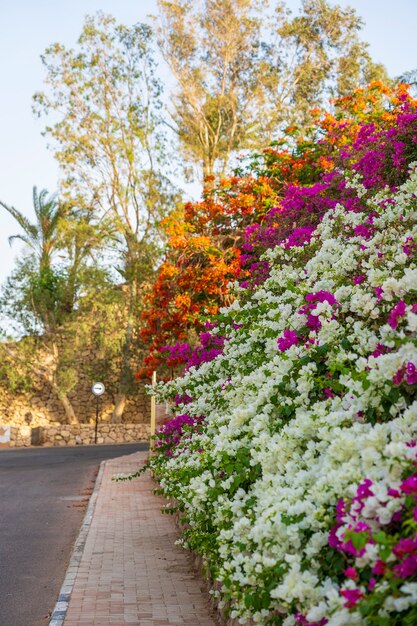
[150,371,156,457]
[91,382,105,444]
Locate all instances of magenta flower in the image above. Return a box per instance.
[372,560,387,576]
[353,224,373,239]
[392,537,417,558]
[388,300,407,329]
[307,314,322,330]
[400,474,417,494]
[277,329,299,352]
[393,367,405,385]
[305,290,338,306]
[403,237,415,256]
[344,567,358,580]
[375,286,384,300]
[406,362,417,384]
[393,554,417,578]
[357,479,374,500]
[340,588,363,608]
[353,275,365,285]
[371,343,391,358]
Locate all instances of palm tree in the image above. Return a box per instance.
[1,186,66,272]
[0,187,81,425]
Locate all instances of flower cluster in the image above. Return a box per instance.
[314,443,417,624]
[140,83,417,375]
[142,85,417,625]
[154,413,205,458]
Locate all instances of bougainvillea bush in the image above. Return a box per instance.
[147,142,417,625]
[139,83,417,376]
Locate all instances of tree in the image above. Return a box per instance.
[33,13,178,421]
[0,186,65,272]
[156,0,388,180]
[139,81,416,376]
[0,188,106,424]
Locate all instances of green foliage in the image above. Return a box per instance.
[156,0,388,178]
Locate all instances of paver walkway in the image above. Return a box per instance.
[62,451,217,626]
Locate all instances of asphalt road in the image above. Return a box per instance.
[0,442,148,626]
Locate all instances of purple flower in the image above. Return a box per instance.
[371,343,390,358]
[406,362,417,384]
[400,474,417,494]
[375,286,384,300]
[307,314,322,330]
[357,478,374,500]
[372,560,387,576]
[305,290,338,306]
[340,588,363,608]
[284,226,315,249]
[388,300,407,329]
[344,567,358,580]
[392,537,417,558]
[393,367,405,386]
[353,224,373,239]
[174,393,193,406]
[277,329,299,352]
[403,237,415,256]
[393,554,417,578]
[353,275,365,285]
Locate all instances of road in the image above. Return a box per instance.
[0,443,148,626]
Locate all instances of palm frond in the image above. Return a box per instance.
[7,234,30,247]
[0,200,38,241]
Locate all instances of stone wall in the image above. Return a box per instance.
[0,334,152,427]
[6,423,150,447]
[0,382,151,428]
[39,423,150,446]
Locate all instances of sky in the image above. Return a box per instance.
[0,0,416,284]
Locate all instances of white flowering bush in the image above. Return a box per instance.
[149,161,417,626]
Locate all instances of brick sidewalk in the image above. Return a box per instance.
[62,452,217,626]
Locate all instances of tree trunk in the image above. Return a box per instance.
[112,393,126,424]
[55,386,79,425]
[111,271,137,424]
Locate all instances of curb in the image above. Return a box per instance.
[48,459,106,626]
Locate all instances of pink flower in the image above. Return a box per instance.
[305,290,338,306]
[368,578,376,591]
[406,362,417,384]
[340,588,363,608]
[357,479,374,500]
[400,474,417,494]
[344,567,358,580]
[393,554,417,578]
[375,286,384,300]
[307,314,322,330]
[353,224,373,239]
[393,367,405,385]
[388,300,407,329]
[353,275,365,285]
[372,560,387,576]
[277,329,299,352]
[403,237,415,256]
[393,537,417,558]
[371,343,390,358]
